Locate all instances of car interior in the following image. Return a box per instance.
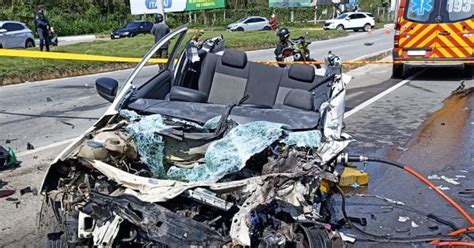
[127,48,337,130]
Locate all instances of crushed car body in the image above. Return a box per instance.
[39,25,353,247]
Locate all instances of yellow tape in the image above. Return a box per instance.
[0,48,472,65]
[0,49,168,64]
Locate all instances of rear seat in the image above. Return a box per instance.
[172,49,332,111]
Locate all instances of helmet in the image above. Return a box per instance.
[276,28,290,41]
[155,13,164,23]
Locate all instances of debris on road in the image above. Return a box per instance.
[58,119,75,129]
[428,174,460,185]
[455,175,466,178]
[339,167,369,187]
[0,189,15,198]
[46,97,53,102]
[364,42,374,46]
[20,186,37,196]
[411,221,420,228]
[355,193,405,206]
[26,142,35,150]
[398,216,410,222]
[0,145,19,170]
[437,185,450,191]
[5,138,17,144]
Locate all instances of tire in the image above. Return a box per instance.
[336,25,344,31]
[263,26,271,31]
[392,63,404,79]
[25,39,35,48]
[236,27,244,32]
[363,23,371,32]
[464,63,473,78]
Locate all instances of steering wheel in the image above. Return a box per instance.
[240,103,272,109]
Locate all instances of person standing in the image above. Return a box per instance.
[34,5,50,52]
[151,13,170,58]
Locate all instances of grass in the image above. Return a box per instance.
[0,28,346,85]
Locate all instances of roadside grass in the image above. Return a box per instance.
[0,28,346,84]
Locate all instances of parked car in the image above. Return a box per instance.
[111,21,153,39]
[0,21,35,48]
[323,12,375,32]
[227,16,271,32]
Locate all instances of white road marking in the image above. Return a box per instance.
[344,70,425,118]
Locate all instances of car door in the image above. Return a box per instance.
[254,17,267,30]
[0,23,15,48]
[244,18,258,31]
[345,14,357,29]
[9,23,27,47]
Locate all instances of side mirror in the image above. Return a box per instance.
[95,77,118,102]
[0,29,7,34]
[345,17,350,21]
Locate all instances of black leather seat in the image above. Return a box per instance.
[168,49,332,112]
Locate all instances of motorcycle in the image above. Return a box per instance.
[278,32,319,68]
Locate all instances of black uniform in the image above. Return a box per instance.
[274,40,291,61]
[34,11,50,51]
[151,23,170,58]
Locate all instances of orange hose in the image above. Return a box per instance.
[449,227,474,236]
[404,167,474,226]
[433,241,474,247]
[431,227,474,245]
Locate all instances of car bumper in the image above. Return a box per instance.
[323,23,336,30]
[111,34,128,39]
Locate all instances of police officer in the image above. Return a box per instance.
[274,28,291,64]
[151,13,170,58]
[34,5,50,52]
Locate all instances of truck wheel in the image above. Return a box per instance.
[25,39,35,48]
[392,63,404,79]
[336,25,344,31]
[465,63,473,78]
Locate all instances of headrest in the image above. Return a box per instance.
[288,64,315,83]
[222,49,248,69]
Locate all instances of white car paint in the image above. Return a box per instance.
[227,16,271,32]
[0,21,35,48]
[323,12,375,32]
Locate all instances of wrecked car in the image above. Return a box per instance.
[38,25,353,247]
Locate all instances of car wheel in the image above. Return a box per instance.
[363,23,371,32]
[336,25,344,31]
[25,39,35,48]
[263,26,271,31]
[392,63,404,79]
[236,27,244,32]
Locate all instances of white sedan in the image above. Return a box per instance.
[0,21,35,48]
[323,12,375,32]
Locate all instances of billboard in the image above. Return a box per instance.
[186,0,225,11]
[164,0,187,13]
[130,0,164,15]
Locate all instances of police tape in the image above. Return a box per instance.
[0,49,168,64]
[0,49,472,65]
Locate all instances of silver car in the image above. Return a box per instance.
[0,21,35,48]
[227,16,271,32]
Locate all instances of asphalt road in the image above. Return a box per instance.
[3,28,473,246]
